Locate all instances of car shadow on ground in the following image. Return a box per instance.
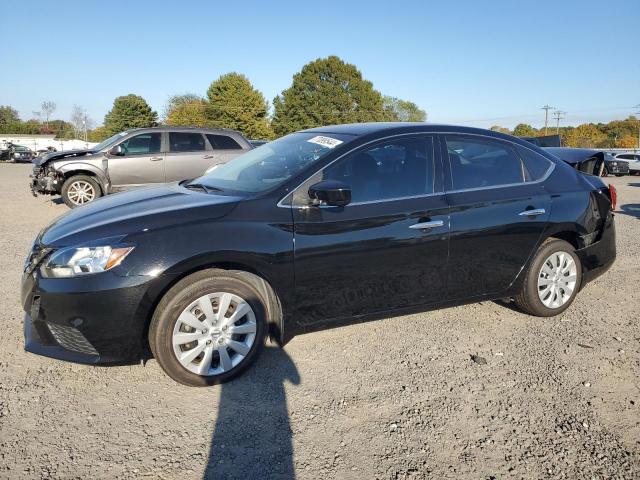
[627,183,640,188]
[204,345,300,479]
[618,204,640,219]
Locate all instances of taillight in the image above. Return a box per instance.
[608,184,617,210]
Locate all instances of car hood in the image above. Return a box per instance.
[33,149,96,166]
[40,183,242,247]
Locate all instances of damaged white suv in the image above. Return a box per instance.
[30,127,252,208]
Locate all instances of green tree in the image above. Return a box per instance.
[272,56,387,136]
[87,126,111,143]
[490,125,511,134]
[383,96,426,122]
[0,105,20,128]
[564,123,607,148]
[513,123,537,137]
[104,94,158,135]
[205,73,273,139]
[164,94,210,127]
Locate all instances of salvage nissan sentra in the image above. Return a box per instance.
[21,123,617,386]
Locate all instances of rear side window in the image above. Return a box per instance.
[445,136,524,190]
[120,133,161,155]
[169,132,206,152]
[515,145,553,181]
[206,134,242,150]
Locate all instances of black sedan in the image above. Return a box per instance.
[21,123,617,386]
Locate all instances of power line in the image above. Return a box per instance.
[552,110,566,134]
[541,105,555,135]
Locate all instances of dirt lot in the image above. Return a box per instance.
[0,163,638,479]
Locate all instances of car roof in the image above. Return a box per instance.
[300,122,518,139]
[125,126,243,135]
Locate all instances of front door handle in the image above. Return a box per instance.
[150,156,163,162]
[203,154,215,159]
[518,208,546,217]
[409,220,445,230]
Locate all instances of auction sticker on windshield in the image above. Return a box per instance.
[307,136,343,148]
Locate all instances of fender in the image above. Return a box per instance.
[55,162,111,194]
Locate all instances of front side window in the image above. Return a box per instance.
[293,136,434,206]
[207,134,242,150]
[119,133,161,155]
[446,136,524,190]
[169,132,206,152]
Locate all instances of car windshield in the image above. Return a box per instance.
[191,132,353,193]
[92,131,129,152]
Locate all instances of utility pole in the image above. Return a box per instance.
[635,104,640,150]
[553,110,566,134]
[541,105,555,135]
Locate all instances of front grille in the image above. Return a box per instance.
[47,323,98,355]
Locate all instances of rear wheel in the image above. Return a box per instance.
[61,175,101,208]
[149,269,268,386]
[514,238,582,317]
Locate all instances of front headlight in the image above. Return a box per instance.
[611,162,618,166]
[40,246,134,278]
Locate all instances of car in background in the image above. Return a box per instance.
[612,152,640,175]
[0,143,34,163]
[30,127,253,208]
[545,148,628,177]
[22,123,617,386]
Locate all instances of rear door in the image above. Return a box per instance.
[107,132,164,188]
[442,134,553,299]
[164,131,211,182]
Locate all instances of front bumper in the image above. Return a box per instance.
[606,163,629,175]
[21,267,171,365]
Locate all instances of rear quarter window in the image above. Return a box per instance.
[206,134,243,150]
[515,144,553,182]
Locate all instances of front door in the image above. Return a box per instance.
[107,132,164,188]
[290,135,450,326]
[442,134,552,299]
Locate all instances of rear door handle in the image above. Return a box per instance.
[518,208,546,217]
[409,220,445,230]
[150,156,163,162]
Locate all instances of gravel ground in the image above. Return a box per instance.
[0,163,638,480]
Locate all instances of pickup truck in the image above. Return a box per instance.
[30,126,252,207]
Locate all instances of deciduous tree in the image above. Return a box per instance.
[104,94,158,135]
[272,56,387,136]
[205,73,272,139]
[383,96,426,122]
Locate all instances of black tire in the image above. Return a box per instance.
[61,175,102,208]
[514,238,582,317]
[149,269,268,386]
[601,167,609,177]
[615,173,624,177]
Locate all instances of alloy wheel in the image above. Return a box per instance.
[172,292,257,376]
[537,251,577,309]
[67,180,96,205]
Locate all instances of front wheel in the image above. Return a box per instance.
[601,167,609,177]
[149,269,268,386]
[615,173,625,177]
[61,175,102,208]
[514,238,582,317]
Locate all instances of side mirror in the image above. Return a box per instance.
[308,180,352,207]
[108,145,124,156]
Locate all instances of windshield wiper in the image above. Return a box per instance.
[184,182,223,194]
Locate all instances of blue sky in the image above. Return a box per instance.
[1,0,638,129]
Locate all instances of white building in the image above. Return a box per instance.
[0,134,97,152]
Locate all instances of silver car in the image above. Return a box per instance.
[30,127,252,207]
